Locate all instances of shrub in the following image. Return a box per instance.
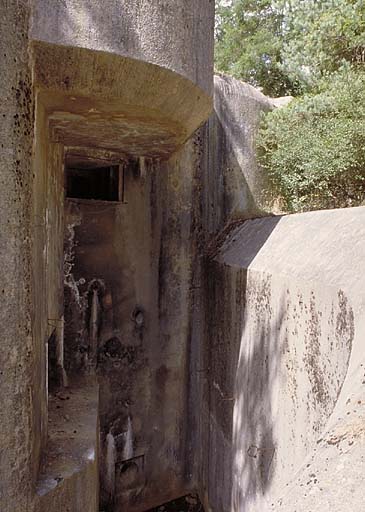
[257,70,365,211]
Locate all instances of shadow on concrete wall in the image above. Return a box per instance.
[212,76,273,219]
[184,108,279,509]
[203,112,260,238]
[183,113,257,494]
[231,274,285,510]
[202,212,283,511]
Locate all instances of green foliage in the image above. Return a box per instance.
[280,0,365,92]
[216,0,365,211]
[215,0,365,95]
[257,70,365,211]
[215,0,298,96]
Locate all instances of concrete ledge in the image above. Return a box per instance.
[217,206,365,300]
[35,378,99,512]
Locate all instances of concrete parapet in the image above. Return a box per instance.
[202,207,365,511]
[212,75,274,217]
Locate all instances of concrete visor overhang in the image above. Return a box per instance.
[31,40,213,159]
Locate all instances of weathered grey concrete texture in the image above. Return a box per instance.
[0,3,101,509]
[7,3,365,512]
[63,132,208,511]
[31,41,212,159]
[31,0,214,94]
[209,75,275,228]
[35,378,99,512]
[27,3,214,510]
[181,76,289,509]
[200,207,365,511]
[18,3,215,510]
[32,99,65,474]
[185,79,281,469]
[0,1,34,510]
[30,91,99,512]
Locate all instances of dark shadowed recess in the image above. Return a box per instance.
[145,494,204,511]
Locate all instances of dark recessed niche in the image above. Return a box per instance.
[146,495,204,511]
[48,329,60,393]
[66,165,120,201]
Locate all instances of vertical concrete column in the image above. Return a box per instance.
[0,1,35,510]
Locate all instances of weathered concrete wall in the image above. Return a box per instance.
[31,0,214,95]
[3,2,364,512]
[35,378,99,512]
[182,77,280,505]
[31,42,212,159]
[184,79,277,500]
[208,75,275,234]
[31,90,100,512]
[27,2,214,509]
[0,3,102,511]
[32,98,65,471]
[63,132,207,511]
[200,207,365,511]
[0,1,34,510]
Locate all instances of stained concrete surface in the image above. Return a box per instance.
[0,2,35,511]
[31,0,214,94]
[199,207,365,511]
[2,2,364,512]
[212,75,276,217]
[63,137,209,511]
[31,41,213,159]
[32,97,65,476]
[26,3,215,509]
[35,378,99,512]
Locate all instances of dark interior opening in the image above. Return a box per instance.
[66,165,120,201]
[146,495,204,511]
[48,329,61,393]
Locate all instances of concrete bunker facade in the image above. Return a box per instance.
[1,2,365,512]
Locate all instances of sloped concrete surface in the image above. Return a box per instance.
[218,207,365,296]
[203,207,365,511]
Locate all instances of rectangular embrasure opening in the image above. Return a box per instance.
[66,164,120,201]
